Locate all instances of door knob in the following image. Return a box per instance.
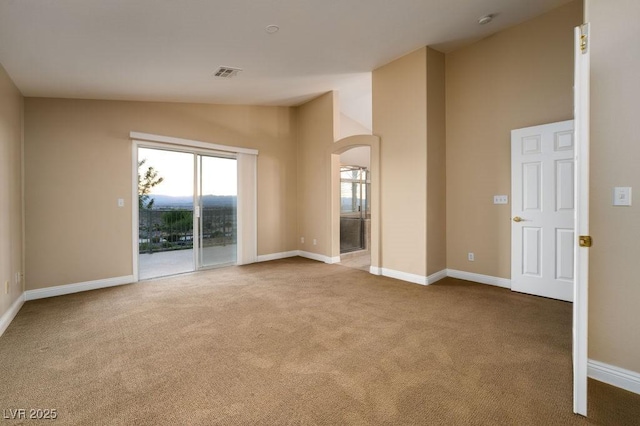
[513,216,523,222]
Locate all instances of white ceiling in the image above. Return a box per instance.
[0,0,574,111]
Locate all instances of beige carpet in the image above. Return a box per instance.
[1,257,638,425]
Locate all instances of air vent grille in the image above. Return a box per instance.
[213,66,242,78]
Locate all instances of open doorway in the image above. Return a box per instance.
[338,147,371,271]
[137,146,237,280]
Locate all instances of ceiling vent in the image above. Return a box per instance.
[213,66,242,78]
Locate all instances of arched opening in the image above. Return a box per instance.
[328,135,381,274]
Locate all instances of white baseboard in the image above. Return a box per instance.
[371,267,508,288]
[0,293,26,337]
[427,269,448,284]
[257,251,340,265]
[25,275,135,301]
[588,359,640,396]
[298,250,336,264]
[256,260,507,290]
[378,268,447,286]
[446,269,511,289]
[256,251,299,262]
[381,268,428,286]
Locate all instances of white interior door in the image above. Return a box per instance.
[573,23,590,417]
[511,120,575,302]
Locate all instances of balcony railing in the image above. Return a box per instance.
[138,207,236,254]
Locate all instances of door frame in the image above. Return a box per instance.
[327,135,381,271]
[131,132,258,282]
[573,23,590,417]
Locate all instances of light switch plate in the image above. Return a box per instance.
[118,198,125,207]
[613,187,632,206]
[493,195,509,204]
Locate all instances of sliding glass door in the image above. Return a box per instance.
[196,155,237,269]
[138,147,195,280]
[137,146,238,279]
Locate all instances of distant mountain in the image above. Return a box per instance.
[150,195,193,206]
[149,194,236,208]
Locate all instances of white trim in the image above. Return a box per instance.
[136,140,238,159]
[253,155,258,264]
[427,269,448,284]
[381,268,428,286]
[446,269,511,289]
[132,142,139,282]
[194,154,201,270]
[370,267,496,287]
[24,275,135,301]
[256,251,300,262]
[130,132,258,156]
[588,359,640,396]
[0,293,26,337]
[298,251,336,264]
[254,251,337,264]
[573,23,591,416]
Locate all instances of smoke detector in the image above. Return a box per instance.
[478,14,495,25]
[213,66,242,78]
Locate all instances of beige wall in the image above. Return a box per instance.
[0,64,24,319]
[295,92,337,257]
[24,98,298,289]
[372,46,447,279]
[340,113,371,140]
[426,48,447,276]
[445,1,583,278]
[587,0,640,373]
[373,48,428,277]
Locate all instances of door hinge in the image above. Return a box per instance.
[580,24,589,54]
[579,235,592,247]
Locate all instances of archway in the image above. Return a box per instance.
[327,135,381,274]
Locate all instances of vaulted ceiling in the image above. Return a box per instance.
[0,0,574,115]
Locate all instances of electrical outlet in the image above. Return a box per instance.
[313,239,317,246]
[468,252,475,261]
[117,198,125,207]
[300,237,304,244]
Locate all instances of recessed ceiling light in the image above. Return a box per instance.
[478,14,495,25]
[265,25,280,34]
